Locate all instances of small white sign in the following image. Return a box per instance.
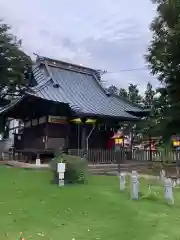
[36,158,41,166]
[57,163,65,173]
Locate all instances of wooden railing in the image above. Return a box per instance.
[2,147,180,164]
[68,149,180,164]
[68,149,127,164]
[132,149,180,162]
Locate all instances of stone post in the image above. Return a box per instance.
[120,172,126,191]
[164,178,174,204]
[131,172,139,200]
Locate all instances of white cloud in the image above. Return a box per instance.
[0,0,157,92]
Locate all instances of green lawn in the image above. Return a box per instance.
[0,167,180,240]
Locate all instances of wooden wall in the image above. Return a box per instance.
[15,124,46,150]
[14,119,113,152]
[46,123,69,150]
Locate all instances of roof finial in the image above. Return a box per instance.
[33,53,39,57]
[97,69,108,76]
[33,53,45,63]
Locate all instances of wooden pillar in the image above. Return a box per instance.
[81,125,86,150]
[44,116,49,150]
[64,124,70,153]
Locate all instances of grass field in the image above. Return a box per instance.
[0,167,180,240]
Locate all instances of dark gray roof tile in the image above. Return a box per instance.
[32,63,139,119]
[0,57,145,120]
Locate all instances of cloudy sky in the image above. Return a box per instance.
[0,0,157,92]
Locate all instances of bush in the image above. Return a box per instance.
[51,153,88,185]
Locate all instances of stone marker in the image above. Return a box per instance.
[164,178,174,204]
[57,163,66,187]
[120,172,126,191]
[131,173,139,200]
[36,158,41,166]
[173,180,177,188]
[160,169,166,184]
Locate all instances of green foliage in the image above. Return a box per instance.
[119,87,128,99]
[0,20,32,136]
[107,82,160,140]
[107,84,142,104]
[51,153,88,184]
[143,82,155,108]
[107,85,118,94]
[146,0,180,139]
[127,83,142,104]
[107,1,180,141]
[0,20,32,100]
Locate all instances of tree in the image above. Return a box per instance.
[143,82,155,108]
[107,85,118,94]
[0,21,32,101]
[107,84,142,103]
[119,88,128,99]
[127,84,142,104]
[0,21,32,137]
[146,0,180,139]
[150,87,170,137]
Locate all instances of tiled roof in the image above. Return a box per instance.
[0,57,146,120]
[109,94,142,113]
[30,57,142,119]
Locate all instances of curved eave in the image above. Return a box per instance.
[127,109,150,118]
[71,110,140,121]
[0,95,140,121]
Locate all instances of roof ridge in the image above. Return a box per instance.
[36,55,100,77]
[35,55,110,96]
[91,72,109,95]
